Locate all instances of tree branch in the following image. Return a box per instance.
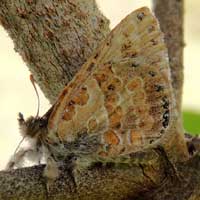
[1,0,198,199]
[138,153,200,200]
[0,0,110,103]
[1,146,200,200]
[152,0,187,166]
[0,148,167,200]
[153,0,184,116]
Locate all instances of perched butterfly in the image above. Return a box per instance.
[7,7,174,184]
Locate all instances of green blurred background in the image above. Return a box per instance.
[183,111,200,135]
[182,0,200,135]
[99,0,200,135]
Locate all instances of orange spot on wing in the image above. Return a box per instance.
[63,103,75,121]
[105,104,114,113]
[93,63,113,87]
[104,130,120,145]
[105,93,119,114]
[127,77,143,92]
[108,77,122,91]
[98,151,108,157]
[101,77,122,93]
[105,93,119,104]
[93,73,108,88]
[109,106,123,129]
[71,86,89,106]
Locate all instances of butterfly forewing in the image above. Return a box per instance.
[47,7,174,157]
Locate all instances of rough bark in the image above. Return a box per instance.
[0,0,110,103]
[1,147,200,200]
[0,148,168,200]
[0,0,199,200]
[153,0,184,117]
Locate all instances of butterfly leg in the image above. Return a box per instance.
[36,145,43,165]
[43,156,60,192]
[70,156,93,185]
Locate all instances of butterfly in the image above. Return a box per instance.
[7,7,174,184]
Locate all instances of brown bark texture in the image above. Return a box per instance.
[0,148,200,200]
[153,0,184,117]
[0,0,110,103]
[0,0,199,200]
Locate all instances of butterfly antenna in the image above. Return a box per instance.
[30,74,40,117]
[14,136,26,155]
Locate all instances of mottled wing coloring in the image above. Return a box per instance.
[47,7,174,158]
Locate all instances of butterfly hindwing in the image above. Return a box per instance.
[47,7,174,157]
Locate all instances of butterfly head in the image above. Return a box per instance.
[18,112,47,138]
